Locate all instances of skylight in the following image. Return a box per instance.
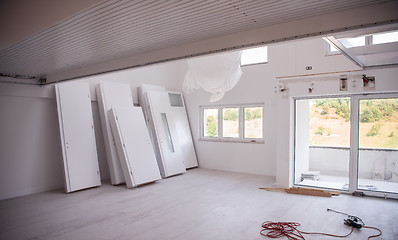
[325,29,398,56]
[340,36,366,48]
[373,31,398,44]
[325,28,398,68]
[241,46,268,66]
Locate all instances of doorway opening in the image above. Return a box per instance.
[294,94,398,198]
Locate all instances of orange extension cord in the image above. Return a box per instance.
[260,221,382,240]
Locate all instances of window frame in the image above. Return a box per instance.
[325,30,398,56]
[243,106,264,140]
[325,41,341,56]
[202,107,219,138]
[292,92,398,199]
[200,103,264,143]
[221,106,241,139]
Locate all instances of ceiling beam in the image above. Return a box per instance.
[11,1,398,84]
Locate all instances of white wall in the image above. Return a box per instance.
[0,61,187,200]
[183,60,277,176]
[183,37,398,187]
[0,94,63,200]
[183,37,359,177]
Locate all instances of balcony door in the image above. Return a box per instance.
[356,95,398,196]
[294,94,398,198]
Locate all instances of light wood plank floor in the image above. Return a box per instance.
[0,168,397,240]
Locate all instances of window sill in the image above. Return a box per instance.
[325,51,341,56]
[199,138,264,144]
[241,61,268,67]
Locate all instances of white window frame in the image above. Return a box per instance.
[324,41,341,56]
[292,92,398,199]
[200,103,264,143]
[325,30,398,56]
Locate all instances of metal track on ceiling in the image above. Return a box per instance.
[0,0,390,81]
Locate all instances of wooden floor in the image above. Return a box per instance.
[0,168,397,240]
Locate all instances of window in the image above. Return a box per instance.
[329,44,339,53]
[240,46,268,66]
[201,104,263,143]
[244,107,263,139]
[339,36,366,48]
[222,107,239,138]
[203,108,218,137]
[168,93,184,107]
[373,31,398,45]
[325,30,398,55]
[325,36,366,55]
[294,94,398,198]
[309,98,351,147]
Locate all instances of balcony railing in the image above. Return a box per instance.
[309,146,398,180]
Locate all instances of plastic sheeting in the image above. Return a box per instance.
[183,51,242,102]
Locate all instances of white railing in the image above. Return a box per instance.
[309,146,398,180]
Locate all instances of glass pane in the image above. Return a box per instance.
[309,98,351,147]
[294,98,351,191]
[203,108,218,137]
[161,113,174,152]
[358,98,398,194]
[244,107,263,139]
[168,93,184,107]
[340,36,366,48]
[241,46,268,65]
[329,44,339,53]
[373,31,398,45]
[222,108,239,138]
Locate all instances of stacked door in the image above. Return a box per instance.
[108,107,161,188]
[138,85,198,170]
[167,91,198,169]
[55,82,101,193]
[137,84,166,167]
[145,90,186,177]
[96,81,133,185]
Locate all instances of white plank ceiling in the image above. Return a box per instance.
[0,0,395,84]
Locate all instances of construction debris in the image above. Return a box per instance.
[259,187,339,197]
[258,187,286,192]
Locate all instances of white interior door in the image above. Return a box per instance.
[55,82,101,193]
[137,84,166,167]
[108,107,161,188]
[146,91,186,177]
[167,91,198,169]
[96,81,133,185]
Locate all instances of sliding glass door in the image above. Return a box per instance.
[294,97,351,190]
[357,96,398,195]
[294,94,398,198]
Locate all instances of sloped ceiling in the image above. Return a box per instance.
[0,0,397,84]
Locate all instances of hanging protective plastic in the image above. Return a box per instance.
[183,51,243,102]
